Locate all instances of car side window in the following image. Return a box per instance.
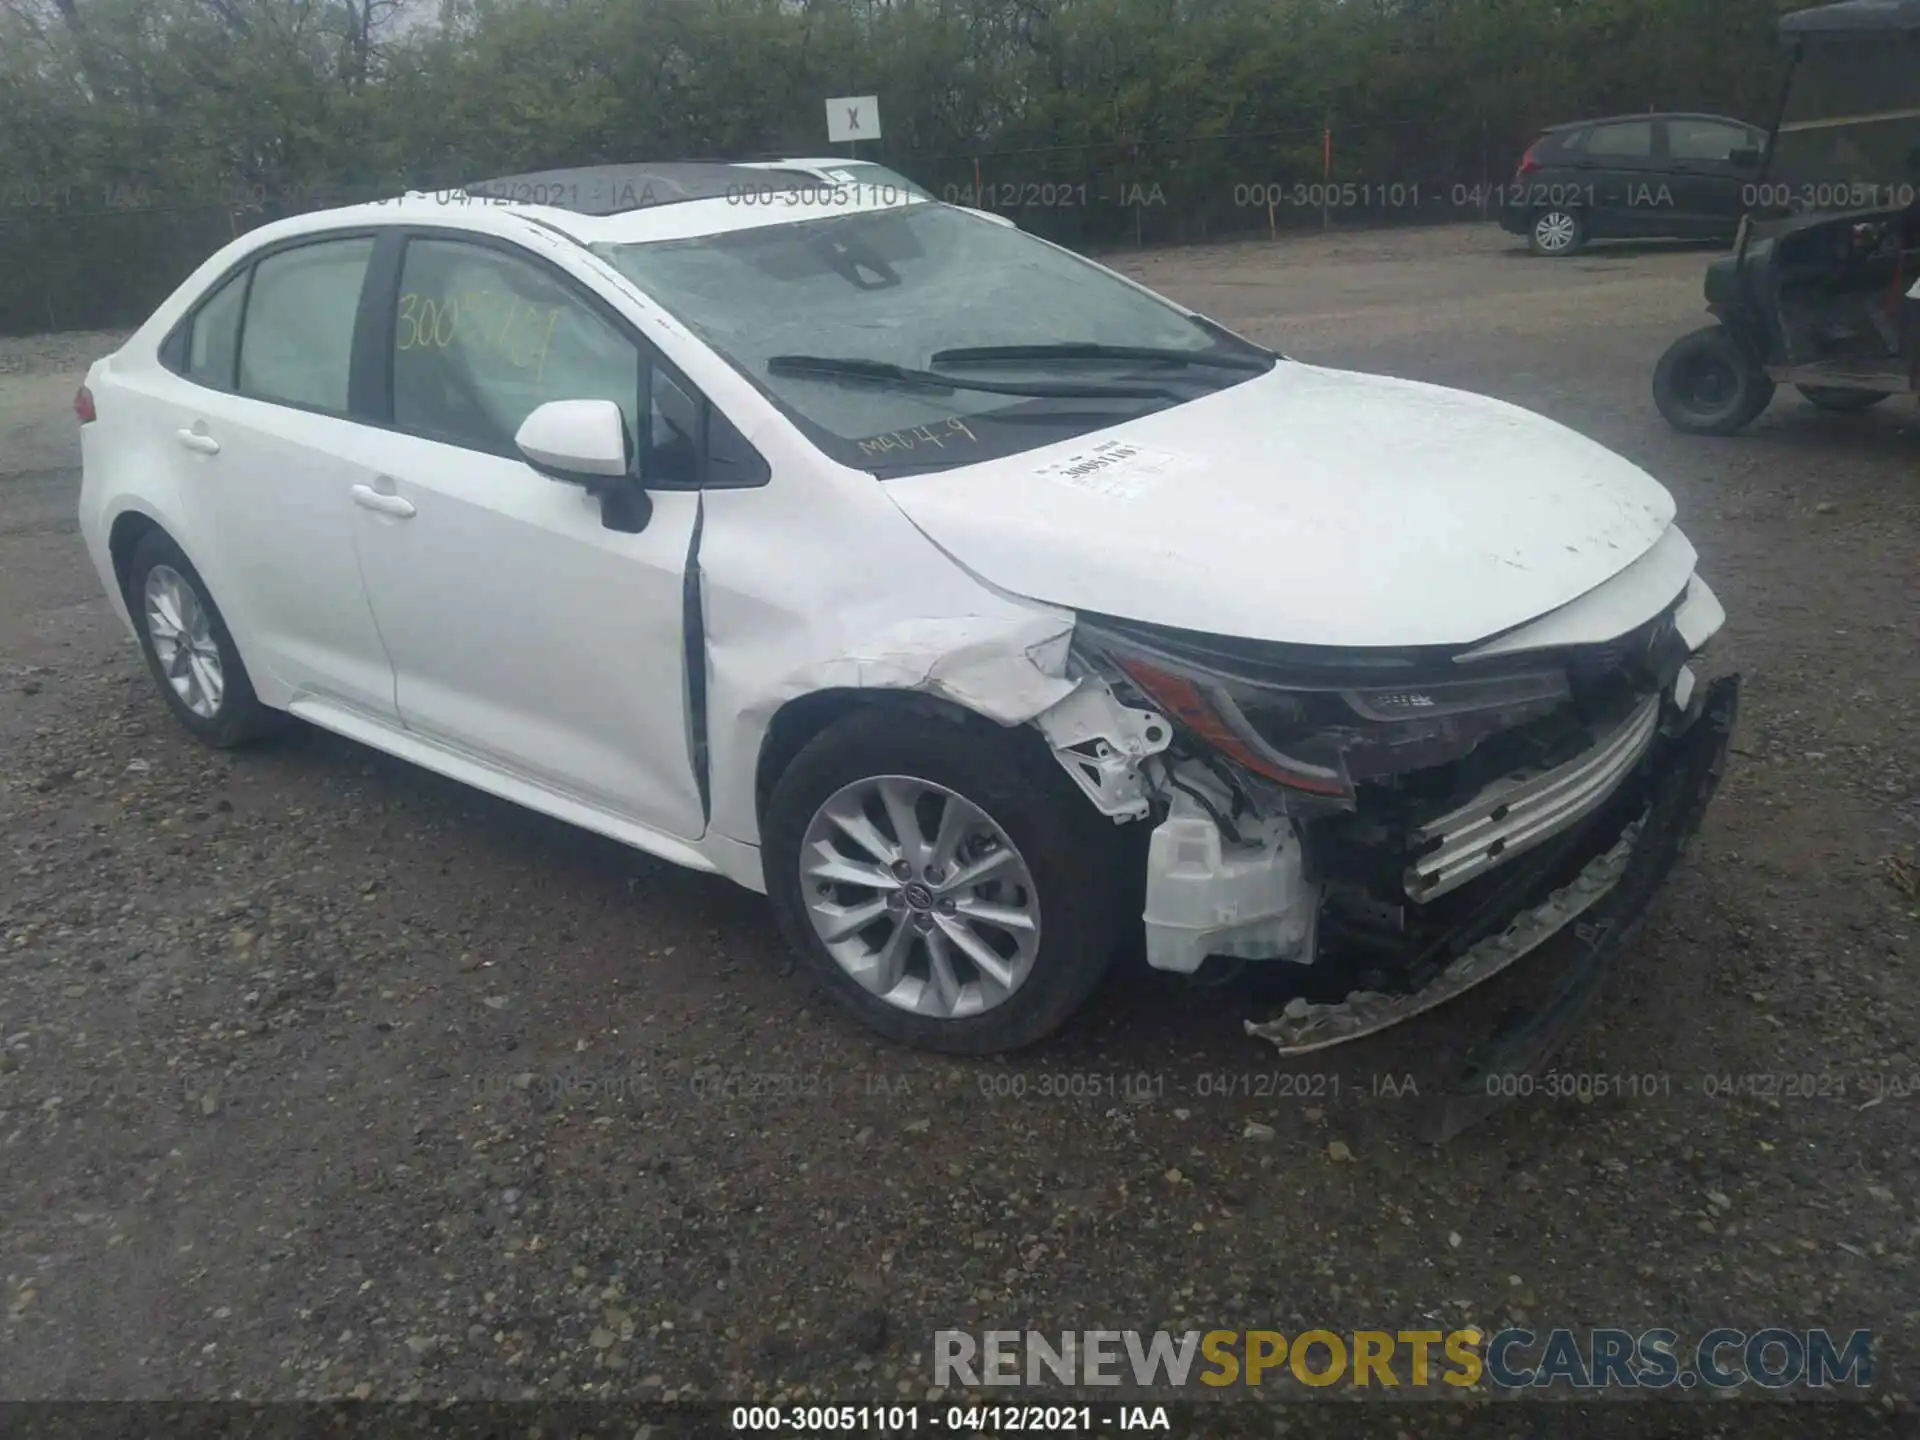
[647,365,700,486]
[186,272,246,389]
[392,238,643,458]
[236,237,375,413]
[1668,119,1749,163]
[1585,121,1654,159]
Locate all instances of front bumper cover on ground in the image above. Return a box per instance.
[1247,673,1741,1141]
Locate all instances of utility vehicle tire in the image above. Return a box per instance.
[126,528,282,748]
[1653,325,1776,434]
[764,703,1125,1054]
[1797,385,1890,413]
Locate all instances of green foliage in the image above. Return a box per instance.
[0,0,1792,332]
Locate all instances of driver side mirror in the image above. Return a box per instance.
[1729,146,1762,169]
[515,399,651,533]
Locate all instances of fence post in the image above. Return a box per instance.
[1321,118,1332,233]
[1480,116,1490,222]
[972,155,982,205]
[1121,142,1136,249]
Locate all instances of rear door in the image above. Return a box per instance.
[1663,118,1762,238]
[1579,119,1665,237]
[155,233,401,720]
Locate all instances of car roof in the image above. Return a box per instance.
[1540,112,1756,134]
[737,157,868,170]
[462,162,811,216]
[1782,0,1920,35]
[245,174,935,255]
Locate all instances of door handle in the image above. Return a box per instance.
[175,429,221,455]
[350,484,416,519]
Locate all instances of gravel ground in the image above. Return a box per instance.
[0,222,1916,1427]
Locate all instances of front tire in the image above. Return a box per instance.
[763,704,1125,1054]
[1797,385,1889,413]
[1653,325,1775,434]
[1528,208,1586,257]
[126,529,280,748]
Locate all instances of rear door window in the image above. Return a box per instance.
[1585,121,1655,159]
[236,237,376,413]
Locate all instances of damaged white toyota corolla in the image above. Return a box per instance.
[76,165,1738,1061]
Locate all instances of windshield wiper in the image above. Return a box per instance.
[927,341,1272,371]
[766,354,1177,399]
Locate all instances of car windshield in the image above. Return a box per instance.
[1766,43,1920,203]
[593,204,1273,475]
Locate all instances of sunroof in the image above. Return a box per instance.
[462,163,812,216]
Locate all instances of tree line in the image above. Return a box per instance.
[0,0,1796,334]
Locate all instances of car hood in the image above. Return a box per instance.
[881,362,1678,650]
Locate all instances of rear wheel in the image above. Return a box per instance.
[763,704,1124,1053]
[126,529,281,748]
[1528,208,1585,257]
[1653,325,1775,434]
[1797,385,1890,413]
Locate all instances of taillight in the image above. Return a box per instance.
[1516,142,1542,176]
[74,385,96,424]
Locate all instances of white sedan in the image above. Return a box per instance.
[76,163,1739,1056]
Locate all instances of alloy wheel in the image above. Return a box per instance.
[143,564,225,719]
[1533,211,1578,254]
[799,774,1042,1019]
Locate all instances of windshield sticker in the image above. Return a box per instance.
[856,417,980,459]
[1033,439,1195,499]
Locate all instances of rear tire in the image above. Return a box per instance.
[126,529,281,748]
[763,703,1125,1054]
[1653,325,1775,434]
[1797,385,1889,413]
[1528,208,1586,257]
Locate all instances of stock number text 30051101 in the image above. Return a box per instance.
[396,290,562,380]
[730,1404,1110,1432]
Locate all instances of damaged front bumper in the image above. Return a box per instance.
[1410,672,1738,1139]
[1035,589,1739,1129]
[1243,672,1736,1061]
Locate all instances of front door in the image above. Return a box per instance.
[1663,117,1760,238]
[346,232,708,840]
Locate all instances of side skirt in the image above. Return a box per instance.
[287,697,722,879]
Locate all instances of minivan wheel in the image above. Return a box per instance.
[1528,208,1585,256]
[763,705,1124,1053]
[126,529,280,747]
[1797,384,1889,413]
[1653,325,1776,434]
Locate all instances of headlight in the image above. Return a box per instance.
[1075,620,1572,805]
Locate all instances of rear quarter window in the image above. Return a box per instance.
[182,271,247,389]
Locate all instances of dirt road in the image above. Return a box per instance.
[1,223,1915,1422]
